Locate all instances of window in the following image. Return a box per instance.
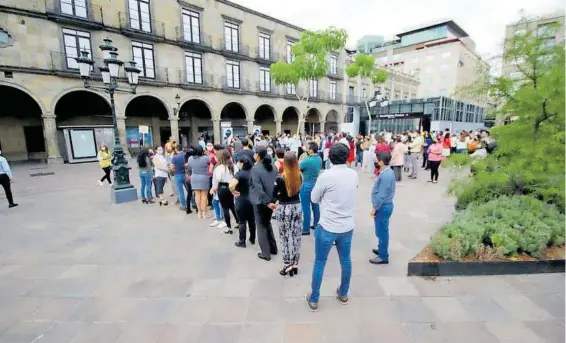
[329,55,337,74]
[185,52,202,84]
[286,41,294,63]
[128,0,151,33]
[258,32,270,60]
[362,88,367,99]
[259,67,270,92]
[442,51,451,58]
[132,41,155,78]
[426,54,434,61]
[224,21,239,52]
[182,9,200,43]
[286,83,296,95]
[226,60,240,88]
[329,81,337,100]
[309,79,318,98]
[536,23,556,38]
[60,0,87,18]
[63,28,91,69]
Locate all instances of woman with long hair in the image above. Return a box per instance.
[390,136,405,182]
[211,149,238,233]
[422,132,433,170]
[428,136,444,183]
[230,155,256,247]
[346,135,355,167]
[273,148,285,175]
[137,147,154,204]
[273,151,303,276]
[97,143,112,186]
[183,147,195,214]
[152,146,169,206]
[187,145,211,218]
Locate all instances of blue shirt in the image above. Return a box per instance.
[0,156,12,179]
[300,154,322,185]
[171,154,185,175]
[371,166,396,211]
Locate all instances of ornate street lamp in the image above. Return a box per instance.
[173,93,181,117]
[75,38,141,204]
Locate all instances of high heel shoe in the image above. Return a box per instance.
[159,200,168,206]
[223,227,233,234]
[279,264,294,276]
[141,199,148,204]
[147,198,155,204]
[293,266,299,275]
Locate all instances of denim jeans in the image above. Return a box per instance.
[374,203,394,261]
[356,151,363,166]
[309,225,353,303]
[299,183,320,234]
[174,173,187,208]
[212,198,223,220]
[139,171,152,199]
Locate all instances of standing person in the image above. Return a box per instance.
[183,148,195,214]
[198,135,206,149]
[234,136,243,154]
[273,151,303,277]
[137,147,154,204]
[273,148,285,175]
[0,151,17,208]
[390,136,405,182]
[305,144,359,312]
[211,149,238,233]
[97,144,112,186]
[187,145,211,218]
[442,132,452,160]
[373,136,391,177]
[427,136,444,184]
[370,152,396,265]
[408,131,423,179]
[164,137,178,198]
[152,146,169,206]
[230,156,256,247]
[249,146,278,261]
[170,145,187,210]
[422,132,433,170]
[235,137,254,162]
[299,142,322,235]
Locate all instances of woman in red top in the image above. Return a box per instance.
[347,136,355,167]
[374,136,391,176]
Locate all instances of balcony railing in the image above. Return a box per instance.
[221,77,252,93]
[118,12,166,40]
[326,92,344,104]
[347,95,361,105]
[327,67,344,79]
[218,39,249,57]
[255,82,281,96]
[174,69,215,88]
[250,48,280,62]
[137,66,170,84]
[49,51,105,76]
[174,27,212,49]
[45,0,104,26]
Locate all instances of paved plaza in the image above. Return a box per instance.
[0,161,564,343]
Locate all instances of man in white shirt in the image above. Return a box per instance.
[306,144,359,312]
[408,130,423,179]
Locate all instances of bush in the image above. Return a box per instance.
[431,196,565,261]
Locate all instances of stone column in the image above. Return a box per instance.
[275,120,282,136]
[41,113,62,163]
[319,121,325,135]
[169,116,179,140]
[247,120,254,135]
[190,115,199,145]
[151,116,161,147]
[213,119,221,144]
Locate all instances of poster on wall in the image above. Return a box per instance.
[69,129,96,159]
[126,127,153,148]
[221,127,233,146]
[253,126,261,136]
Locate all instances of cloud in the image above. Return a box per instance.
[233,0,564,57]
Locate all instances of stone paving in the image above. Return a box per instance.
[0,161,564,343]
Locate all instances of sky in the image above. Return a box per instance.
[233,0,565,58]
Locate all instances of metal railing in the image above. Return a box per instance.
[218,39,249,57]
[137,66,170,83]
[49,51,105,76]
[255,82,281,95]
[221,77,253,92]
[45,0,104,25]
[174,27,212,48]
[250,48,280,62]
[347,95,361,105]
[118,12,166,39]
[174,69,215,87]
[327,66,344,78]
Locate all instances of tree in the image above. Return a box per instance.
[270,27,348,134]
[449,16,565,212]
[344,54,388,135]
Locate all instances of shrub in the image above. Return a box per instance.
[431,195,565,261]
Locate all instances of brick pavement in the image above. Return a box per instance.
[0,161,564,343]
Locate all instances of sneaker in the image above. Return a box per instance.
[369,257,389,264]
[217,221,227,228]
[336,287,348,305]
[98,180,103,186]
[209,220,219,227]
[305,293,318,312]
[8,203,18,208]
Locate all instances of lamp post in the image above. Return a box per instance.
[75,38,141,204]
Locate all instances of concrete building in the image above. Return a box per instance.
[0,0,346,162]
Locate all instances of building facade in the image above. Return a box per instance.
[0,0,346,162]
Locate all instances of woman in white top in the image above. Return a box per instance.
[210,149,239,233]
[152,146,169,206]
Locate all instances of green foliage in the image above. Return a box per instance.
[431,196,565,261]
[344,54,389,86]
[448,14,565,213]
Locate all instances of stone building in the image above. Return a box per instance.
[0,0,346,162]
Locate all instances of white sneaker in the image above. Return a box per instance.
[209,220,219,227]
[217,221,227,228]
[98,181,103,186]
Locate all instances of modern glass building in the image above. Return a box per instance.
[360,97,485,134]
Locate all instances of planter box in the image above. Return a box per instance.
[407,259,565,277]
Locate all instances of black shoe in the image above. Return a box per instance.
[372,248,379,256]
[186,209,192,214]
[249,238,256,245]
[279,264,293,276]
[8,203,18,208]
[301,232,311,236]
[257,253,271,261]
[310,226,315,231]
[369,257,389,264]
[234,241,246,248]
[270,250,278,256]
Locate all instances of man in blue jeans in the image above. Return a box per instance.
[306,144,359,312]
[299,142,322,235]
[370,151,396,264]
